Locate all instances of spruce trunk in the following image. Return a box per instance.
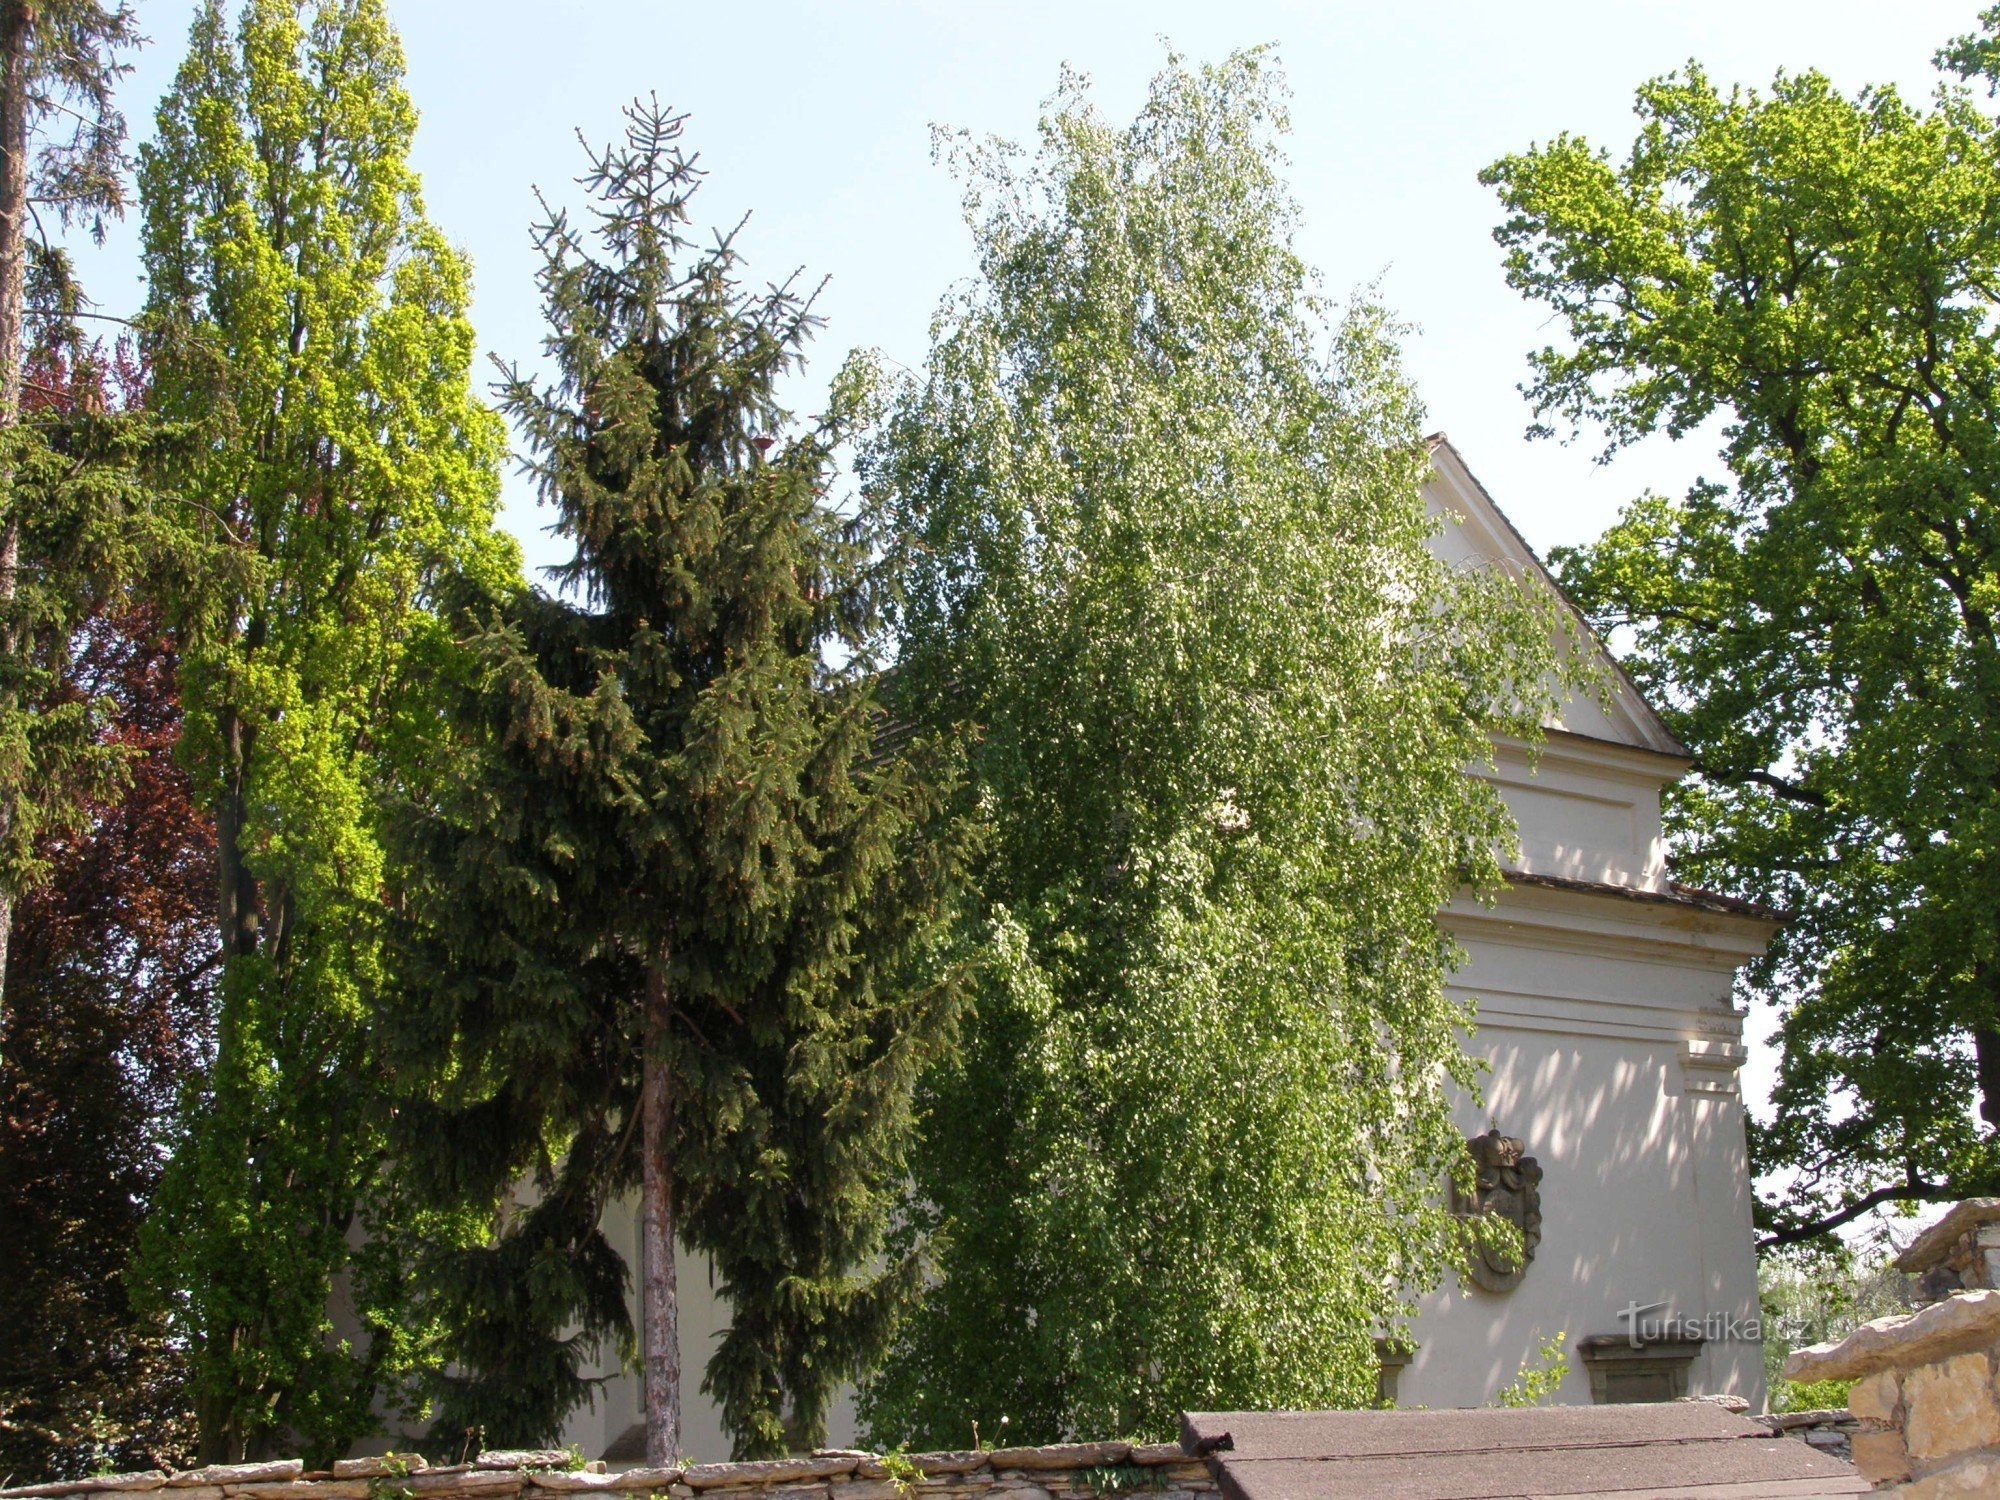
[641,959,681,1465]
[0,0,31,1038]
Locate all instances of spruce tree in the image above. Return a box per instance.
[384,100,966,1462]
[0,0,140,1029]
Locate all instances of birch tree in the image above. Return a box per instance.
[858,50,1566,1444]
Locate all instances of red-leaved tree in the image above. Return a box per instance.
[0,341,213,1483]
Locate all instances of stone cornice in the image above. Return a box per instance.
[1444,877,1779,968]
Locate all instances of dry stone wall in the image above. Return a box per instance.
[1761,1407,1863,1465]
[1785,1285,2000,1495]
[0,1443,1218,1500]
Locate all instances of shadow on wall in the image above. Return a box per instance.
[1406,1023,1753,1409]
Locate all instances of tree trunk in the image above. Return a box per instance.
[0,0,33,1047]
[197,702,258,1464]
[215,704,261,961]
[1977,1021,2000,1133]
[641,957,682,1466]
[194,1378,242,1464]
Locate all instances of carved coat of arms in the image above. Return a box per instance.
[1451,1128,1543,1293]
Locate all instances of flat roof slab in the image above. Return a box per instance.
[1179,1405,1866,1500]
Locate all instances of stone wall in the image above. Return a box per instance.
[1761,1407,1862,1466]
[0,1443,1217,1500]
[1784,1285,2000,1495]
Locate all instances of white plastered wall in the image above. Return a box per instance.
[1397,880,1770,1411]
[557,1224,860,1463]
[1397,438,1772,1411]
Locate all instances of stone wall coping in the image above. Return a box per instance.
[683,1460,860,1489]
[330,1461,429,1482]
[1760,1409,1861,1432]
[0,1443,1209,1500]
[173,1469,306,1491]
[1785,1287,2000,1382]
[409,1475,519,1496]
[0,1479,169,1498]
[599,1471,679,1494]
[977,1444,1130,1471]
[1894,1199,2000,1274]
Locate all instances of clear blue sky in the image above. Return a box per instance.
[75,0,1987,1161]
[79,0,1982,574]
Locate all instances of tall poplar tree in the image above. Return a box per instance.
[383,100,966,1462]
[856,52,1568,1446]
[133,0,515,1462]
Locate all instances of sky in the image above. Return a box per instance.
[71,0,1993,1212]
[79,0,1984,570]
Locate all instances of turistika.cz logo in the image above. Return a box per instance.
[1616,1299,1763,1348]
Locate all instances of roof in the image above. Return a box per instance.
[1423,434,1688,761]
[1179,1404,1866,1500]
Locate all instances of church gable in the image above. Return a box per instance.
[1422,434,1686,760]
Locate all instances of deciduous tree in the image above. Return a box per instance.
[1483,10,2000,1245]
[856,51,1564,1446]
[132,0,514,1462]
[0,340,208,1484]
[0,602,211,1482]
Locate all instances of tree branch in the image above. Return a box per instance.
[1758,1170,1961,1249]
[1693,763,1830,808]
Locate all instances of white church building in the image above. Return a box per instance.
[562,436,1778,1460]
[1403,435,1774,1412]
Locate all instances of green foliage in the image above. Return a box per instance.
[1759,1243,1911,1407]
[1494,1330,1569,1408]
[1079,1467,1161,1497]
[130,0,513,1463]
[0,407,154,910]
[856,50,1567,1447]
[878,1452,927,1495]
[365,1468,418,1500]
[0,0,146,1035]
[382,99,969,1459]
[1482,17,2000,1243]
[1771,1377,1854,1414]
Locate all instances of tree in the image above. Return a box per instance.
[854,51,1565,1448]
[0,0,139,1028]
[0,340,208,1484]
[1760,1243,1912,1412]
[131,0,515,1462]
[0,602,212,1483]
[1482,10,2000,1245]
[382,100,967,1462]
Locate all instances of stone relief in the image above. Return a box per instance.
[1451,1127,1543,1293]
